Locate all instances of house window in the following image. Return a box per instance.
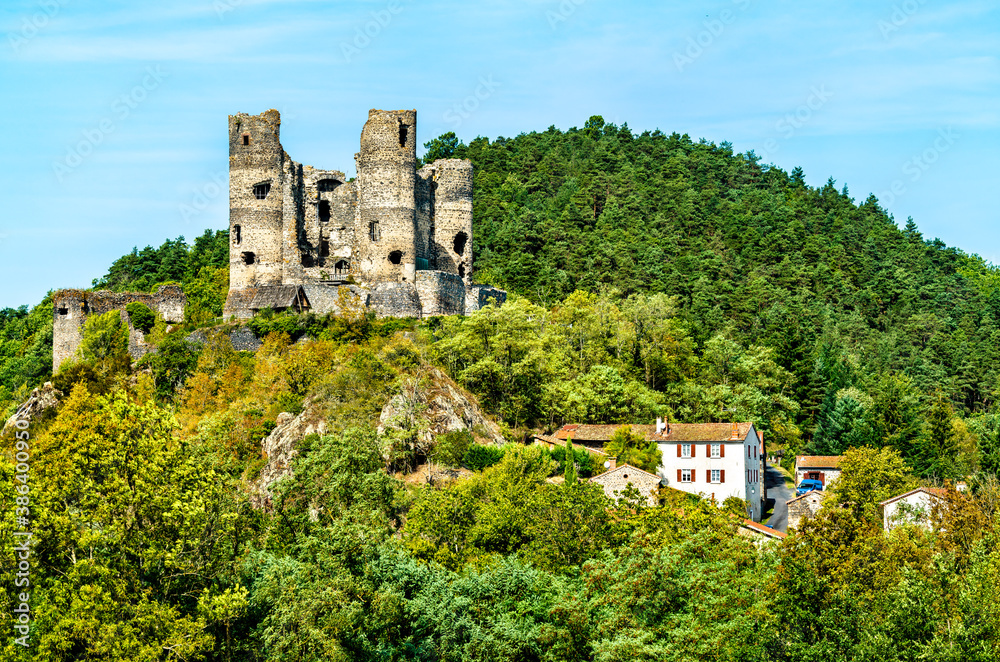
[253,183,271,200]
[681,444,691,458]
[369,221,380,241]
[681,469,692,483]
[711,469,721,483]
[711,443,721,458]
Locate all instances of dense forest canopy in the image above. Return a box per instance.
[2,117,1000,660]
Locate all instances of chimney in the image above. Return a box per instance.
[729,422,740,440]
[656,417,665,435]
[608,456,618,471]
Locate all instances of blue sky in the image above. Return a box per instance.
[1,0,998,308]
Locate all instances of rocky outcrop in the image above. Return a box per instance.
[250,402,328,510]
[3,382,63,436]
[378,368,505,448]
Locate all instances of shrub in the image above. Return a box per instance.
[434,429,473,467]
[125,302,156,334]
[548,444,596,478]
[463,443,506,471]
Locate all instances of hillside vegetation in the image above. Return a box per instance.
[1,119,1000,659]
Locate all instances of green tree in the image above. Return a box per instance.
[605,425,661,473]
[829,446,918,524]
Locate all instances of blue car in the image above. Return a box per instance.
[796,479,823,496]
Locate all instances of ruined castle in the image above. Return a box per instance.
[51,108,504,371]
[222,108,505,319]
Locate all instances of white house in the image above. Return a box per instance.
[653,421,766,521]
[879,487,948,532]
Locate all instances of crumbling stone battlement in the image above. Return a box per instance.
[52,285,186,371]
[223,108,505,321]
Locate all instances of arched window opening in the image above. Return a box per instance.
[317,179,340,193]
[241,252,255,265]
[453,231,468,256]
[319,200,331,223]
[253,183,271,200]
[388,251,402,265]
[334,259,349,276]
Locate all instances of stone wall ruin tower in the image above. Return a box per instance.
[353,110,418,283]
[228,109,284,290]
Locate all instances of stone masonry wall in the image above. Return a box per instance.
[229,110,285,290]
[430,159,474,283]
[353,109,418,284]
[465,284,507,314]
[369,282,422,318]
[415,271,465,317]
[52,285,186,371]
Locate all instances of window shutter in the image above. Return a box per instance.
[819,471,825,486]
[721,469,726,483]
[677,469,682,483]
[721,444,725,458]
[706,470,711,483]
[677,444,681,457]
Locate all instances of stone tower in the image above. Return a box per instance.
[228,109,285,289]
[353,109,418,284]
[431,159,474,284]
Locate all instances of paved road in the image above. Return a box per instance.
[763,465,795,533]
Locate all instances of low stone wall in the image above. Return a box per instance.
[415,271,465,317]
[465,284,507,314]
[369,282,422,318]
[301,284,370,315]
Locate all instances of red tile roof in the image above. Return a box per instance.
[796,455,842,469]
[879,486,949,506]
[652,422,754,442]
[553,424,656,442]
[740,518,787,539]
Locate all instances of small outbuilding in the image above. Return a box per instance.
[794,455,842,487]
[589,463,660,507]
[879,487,948,532]
[786,489,827,531]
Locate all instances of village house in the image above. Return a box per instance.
[794,455,842,487]
[588,460,660,507]
[653,420,767,522]
[879,487,948,532]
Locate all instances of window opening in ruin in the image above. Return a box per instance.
[233,225,241,245]
[335,259,349,276]
[242,134,250,146]
[317,179,340,193]
[253,183,271,200]
[241,252,255,265]
[459,264,466,279]
[388,251,402,265]
[318,200,331,223]
[399,123,408,147]
[453,231,468,256]
[57,307,68,316]
[320,240,330,257]
[369,221,380,241]
[301,254,314,267]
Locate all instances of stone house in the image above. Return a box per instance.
[794,455,842,487]
[786,489,827,531]
[879,487,948,532]
[589,462,660,507]
[548,424,655,455]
